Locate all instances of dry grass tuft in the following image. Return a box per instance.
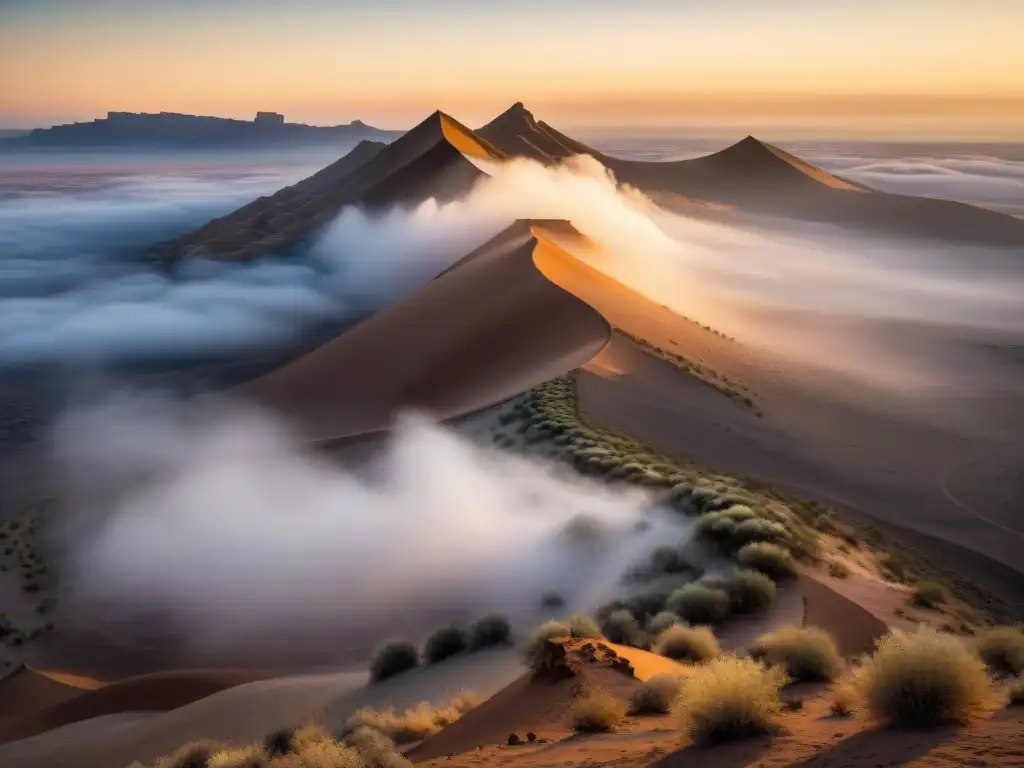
[647,610,683,636]
[655,624,721,663]
[751,626,843,682]
[910,581,948,609]
[1007,678,1024,708]
[858,628,990,726]
[667,583,731,626]
[677,656,787,745]
[567,612,603,639]
[370,640,419,683]
[467,613,512,650]
[423,626,468,664]
[736,542,798,581]
[600,608,645,646]
[570,691,628,732]
[829,680,859,716]
[629,674,686,715]
[725,568,777,614]
[977,627,1024,676]
[828,560,851,579]
[344,693,479,745]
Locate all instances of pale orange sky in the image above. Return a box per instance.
[2,0,1023,139]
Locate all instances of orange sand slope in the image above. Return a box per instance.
[0,665,84,723]
[239,221,610,439]
[409,638,672,762]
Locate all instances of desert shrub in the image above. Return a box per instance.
[648,611,683,636]
[344,694,478,745]
[911,581,948,609]
[562,514,607,544]
[156,739,223,768]
[521,619,570,671]
[647,545,693,576]
[625,588,671,621]
[423,626,468,665]
[540,591,565,608]
[370,640,419,682]
[629,674,685,715]
[977,627,1024,676]
[567,613,603,639]
[570,692,628,732]
[830,681,858,716]
[751,626,843,682]
[204,744,269,767]
[263,727,296,757]
[342,726,412,768]
[828,560,851,579]
[724,569,776,615]
[468,613,512,650]
[1008,678,1024,708]
[736,542,798,581]
[733,518,788,547]
[677,656,786,745]
[600,609,644,646]
[858,628,990,726]
[880,553,909,582]
[666,583,731,626]
[655,625,720,663]
[278,739,364,768]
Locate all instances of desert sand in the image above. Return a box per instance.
[3,102,1023,768]
[240,221,610,439]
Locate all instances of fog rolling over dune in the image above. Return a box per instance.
[3,144,1022,390]
[48,393,672,667]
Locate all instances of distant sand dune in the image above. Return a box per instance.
[0,668,270,746]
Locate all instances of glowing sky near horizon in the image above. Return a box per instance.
[2,0,1023,138]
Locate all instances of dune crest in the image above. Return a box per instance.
[239,220,610,439]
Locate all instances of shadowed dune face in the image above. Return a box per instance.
[241,222,611,438]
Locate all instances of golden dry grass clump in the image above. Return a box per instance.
[857,627,991,726]
[343,692,480,744]
[570,691,629,732]
[676,656,787,745]
[977,627,1024,676]
[735,542,798,581]
[144,721,413,768]
[629,673,686,715]
[654,624,721,663]
[666,583,731,626]
[751,626,844,682]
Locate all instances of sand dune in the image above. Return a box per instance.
[239,221,610,439]
[153,101,1024,265]
[409,639,656,761]
[0,665,83,723]
[0,649,523,768]
[0,668,270,746]
[478,105,1024,246]
[150,112,499,261]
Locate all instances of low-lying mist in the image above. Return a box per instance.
[4,150,1021,393]
[52,392,680,666]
